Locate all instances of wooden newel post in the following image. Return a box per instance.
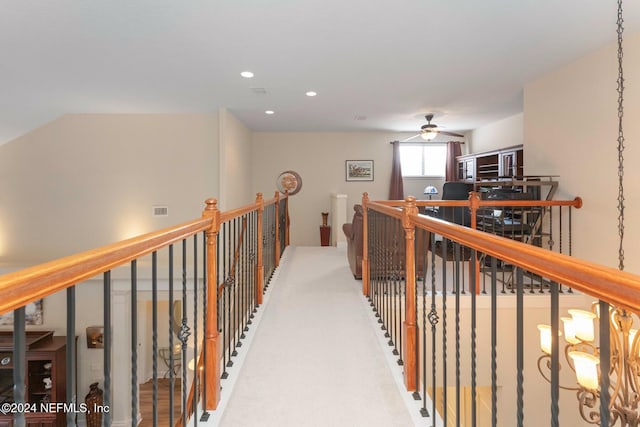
[469,192,481,295]
[402,196,419,391]
[202,198,221,410]
[361,192,370,297]
[256,193,265,305]
[274,191,281,267]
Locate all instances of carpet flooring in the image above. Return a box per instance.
[215,246,416,427]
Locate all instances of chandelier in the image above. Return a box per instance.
[536,0,631,425]
[537,304,640,425]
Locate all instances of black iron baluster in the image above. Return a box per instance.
[599,301,611,427]
[193,235,199,427]
[249,211,256,320]
[397,222,404,366]
[382,216,389,340]
[103,270,112,427]
[568,207,574,293]
[428,232,439,418]
[420,231,429,416]
[516,267,524,427]
[227,220,234,367]
[232,218,239,357]
[378,214,385,325]
[220,223,228,379]
[240,217,247,340]
[13,307,26,427]
[550,280,559,427]
[243,216,249,336]
[235,218,242,350]
[471,248,477,427]
[454,238,461,425]
[388,222,395,349]
[491,256,498,427]
[66,286,77,427]
[168,245,175,426]
[201,232,209,422]
[152,251,158,427]
[558,207,564,293]
[131,260,138,427]
[179,241,190,427]
[441,233,448,427]
[413,227,422,403]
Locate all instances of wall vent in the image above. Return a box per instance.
[152,206,169,217]
[250,87,268,94]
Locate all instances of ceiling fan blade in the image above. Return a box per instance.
[438,130,465,138]
[401,133,422,142]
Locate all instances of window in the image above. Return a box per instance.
[399,144,447,177]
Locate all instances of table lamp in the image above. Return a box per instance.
[424,185,439,200]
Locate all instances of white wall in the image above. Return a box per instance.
[0,113,220,264]
[218,108,254,210]
[524,31,640,271]
[468,113,523,154]
[0,113,220,424]
[251,131,424,246]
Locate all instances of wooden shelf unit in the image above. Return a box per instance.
[456,144,523,182]
[0,333,67,427]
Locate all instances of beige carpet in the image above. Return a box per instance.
[215,246,417,427]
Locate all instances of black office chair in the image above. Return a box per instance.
[425,182,474,260]
[437,182,474,226]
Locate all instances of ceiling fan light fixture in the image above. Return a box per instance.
[421,129,438,141]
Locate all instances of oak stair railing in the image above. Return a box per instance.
[0,191,289,427]
[363,192,640,426]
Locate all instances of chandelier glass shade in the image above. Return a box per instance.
[537,304,640,425]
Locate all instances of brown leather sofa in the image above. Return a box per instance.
[342,204,365,279]
[342,204,427,280]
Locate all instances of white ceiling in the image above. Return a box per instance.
[1,1,639,145]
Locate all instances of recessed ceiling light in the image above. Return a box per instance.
[265,110,275,115]
[240,71,254,78]
[306,91,317,97]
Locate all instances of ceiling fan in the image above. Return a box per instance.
[403,114,465,142]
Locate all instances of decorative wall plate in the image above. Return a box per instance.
[276,170,302,195]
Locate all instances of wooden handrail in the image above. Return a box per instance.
[410,213,640,314]
[367,196,640,315]
[0,216,212,315]
[0,191,292,424]
[363,192,640,400]
[364,201,403,220]
[377,197,583,209]
[219,193,285,224]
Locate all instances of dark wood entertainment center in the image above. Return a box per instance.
[0,332,67,427]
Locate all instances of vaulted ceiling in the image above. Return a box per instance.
[1,1,639,144]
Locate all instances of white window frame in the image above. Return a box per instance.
[399,143,447,178]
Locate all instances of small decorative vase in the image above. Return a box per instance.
[85,382,104,427]
[321,212,329,227]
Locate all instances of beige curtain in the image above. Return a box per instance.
[445,141,462,182]
[389,141,404,200]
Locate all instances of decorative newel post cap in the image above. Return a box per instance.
[405,196,416,205]
[204,198,217,210]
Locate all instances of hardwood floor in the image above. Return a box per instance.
[138,378,182,426]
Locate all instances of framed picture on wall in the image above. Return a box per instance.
[0,299,43,325]
[345,160,374,181]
